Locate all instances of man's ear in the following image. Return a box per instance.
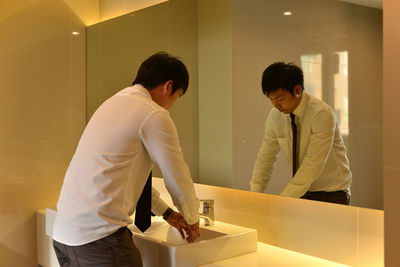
[163,80,173,95]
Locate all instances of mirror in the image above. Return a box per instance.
[86,0,382,209]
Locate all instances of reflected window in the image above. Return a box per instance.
[334,51,349,136]
[301,52,349,136]
[301,54,322,100]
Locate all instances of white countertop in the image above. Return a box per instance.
[199,242,350,267]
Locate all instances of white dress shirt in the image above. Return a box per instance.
[250,92,352,198]
[53,84,199,246]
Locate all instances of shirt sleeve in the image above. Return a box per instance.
[151,187,169,216]
[280,109,336,198]
[140,110,199,225]
[250,112,281,192]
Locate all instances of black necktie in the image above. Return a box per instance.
[135,171,152,232]
[290,113,297,176]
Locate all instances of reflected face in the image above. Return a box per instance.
[267,87,302,114]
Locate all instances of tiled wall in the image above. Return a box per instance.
[153,177,383,267]
[0,0,97,265]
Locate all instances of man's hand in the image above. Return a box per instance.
[166,211,199,243]
[183,221,199,243]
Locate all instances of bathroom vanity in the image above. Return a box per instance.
[37,177,383,267]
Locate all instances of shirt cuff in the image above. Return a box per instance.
[152,196,169,216]
[250,183,265,193]
[280,183,308,198]
[183,213,199,225]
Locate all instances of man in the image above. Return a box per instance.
[52,52,200,266]
[250,62,352,205]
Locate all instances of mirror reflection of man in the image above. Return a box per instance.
[52,52,200,266]
[250,62,352,205]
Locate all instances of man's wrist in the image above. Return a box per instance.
[162,207,174,221]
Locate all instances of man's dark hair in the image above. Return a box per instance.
[261,62,304,96]
[132,51,189,95]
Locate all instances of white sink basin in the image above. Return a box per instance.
[129,218,257,267]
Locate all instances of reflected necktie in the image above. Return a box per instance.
[134,171,152,232]
[290,113,297,176]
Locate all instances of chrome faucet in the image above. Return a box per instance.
[199,199,214,226]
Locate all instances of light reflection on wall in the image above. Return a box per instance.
[301,54,322,100]
[334,51,349,136]
[301,52,349,136]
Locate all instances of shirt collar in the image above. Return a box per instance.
[130,84,152,99]
[292,91,309,118]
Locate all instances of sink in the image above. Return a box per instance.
[129,217,257,267]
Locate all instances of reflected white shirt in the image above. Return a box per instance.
[53,84,199,246]
[250,92,352,198]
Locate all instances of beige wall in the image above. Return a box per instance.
[198,0,233,187]
[168,0,200,182]
[383,0,400,266]
[86,2,171,119]
[97,0,167,22]
[0,0,97,265]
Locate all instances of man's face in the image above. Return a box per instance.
[267,87,301,114]
[163,88,183,110]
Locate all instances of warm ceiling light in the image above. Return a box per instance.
[72,31,80,35]
[283,11,292,16]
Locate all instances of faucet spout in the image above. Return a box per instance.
[199,199,214,226]
[199,214,214,226]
